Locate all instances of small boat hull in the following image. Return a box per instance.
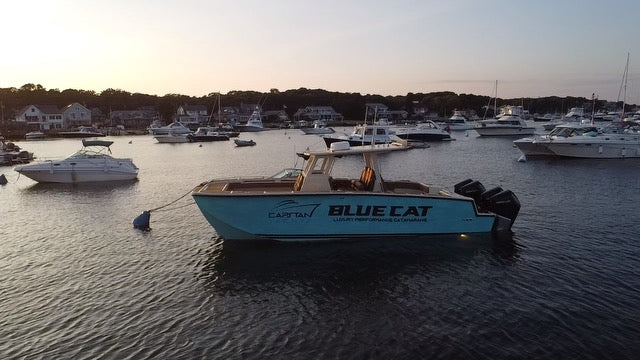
[513,137,555,156]
[544,142,640,158]
[474,127,536,136]
[15,167,138,183]
[192,193,498,241]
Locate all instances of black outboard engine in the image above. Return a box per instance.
[486,190,521,227]
[454,179,473,193]
[478,186,503,212]
[453,179,485,204]
[455,179,521,232]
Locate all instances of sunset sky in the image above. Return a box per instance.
[2,0,639,102]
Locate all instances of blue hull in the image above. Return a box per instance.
[192,193,497,241]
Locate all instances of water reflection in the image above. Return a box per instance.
[198,233,521,292]
[19,179,138,194]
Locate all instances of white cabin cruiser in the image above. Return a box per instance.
[234,110,265,132]
[191,141,520,241]
[391,120,452,142]
[300,121,335,135]
[514,122,640,158]
[475,105,536,136]
[322,123,402,147]
[15,139,138,183]
[148,121,192,135]
[437,110,474,131]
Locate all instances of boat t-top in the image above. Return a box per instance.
[191,141,520,241]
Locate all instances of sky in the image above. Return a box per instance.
[2,0,639,102]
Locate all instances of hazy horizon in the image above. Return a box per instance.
[2,0,639,103]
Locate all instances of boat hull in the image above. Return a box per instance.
[394,132,451,142]
[544,142,640,158]
[15,162,138,183]
[322,137,391,147]
[154,135,189,143]
[513,138,555,156]
[474,127,536,136]
[192,193,498,241]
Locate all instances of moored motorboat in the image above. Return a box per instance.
[187,127,230,142]
[14,139,138,183]
[57,126,105,138]
[300,121,335,135]
[321,123,403,147]
[437,110,474,131]
[473,106,536,136]
[234,109,265,132]
[147,121,192,136]
[25,131,46,140]
[514,122,640,158]
[1,137,34,165]
[391,120,452,142]
[191,141,520,241]
[234,138,256,147]
[154,133,190,143]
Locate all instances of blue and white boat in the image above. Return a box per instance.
[192,141,520,241]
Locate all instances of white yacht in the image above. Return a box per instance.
[474,106,535,136]
[514,122,640,158]
[147,121,192,135]
[300,120,335,135]
[25,131,45,140]
[234,109,265,132]
[322,123,401,147]
[437,110,474,131]
[391,120,452,142]
[58,126,105,138]
[154,133,190,143]
[15,139,138,183]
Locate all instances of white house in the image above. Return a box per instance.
[365,103,407,122]
[293,106,343,123]
[177,105,209,126]
[62,102,92,127]
[16,105,63,130]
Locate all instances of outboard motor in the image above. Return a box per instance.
[478,186,503,212]
[454,179,485,204]
[486,190,521,227]
[454,179,473,193]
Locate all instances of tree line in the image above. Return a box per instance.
[0,83,632,124]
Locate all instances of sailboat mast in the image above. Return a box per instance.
[622,52,629,119]
[591,93,596,125]
[494,80,498,118]
[217,93,222,125]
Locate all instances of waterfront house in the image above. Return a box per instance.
[62,102,92,128]
[365,103,407,123]
[109,108,159,129]
[15,105,63,130]
[177,105,210,126]
[293,106,343,124]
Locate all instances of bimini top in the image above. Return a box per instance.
[82,139,114,148]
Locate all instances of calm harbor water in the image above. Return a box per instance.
[1,127,640,359]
